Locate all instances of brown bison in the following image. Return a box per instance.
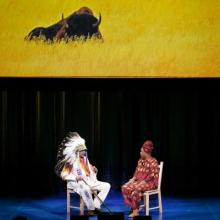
[25,7,102,42]
[75,6,94,15]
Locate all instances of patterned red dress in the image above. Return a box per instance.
[121,157,159,209]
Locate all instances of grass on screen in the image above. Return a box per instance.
[0,0,219,77]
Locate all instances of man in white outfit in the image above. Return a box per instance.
[58,132,110,216]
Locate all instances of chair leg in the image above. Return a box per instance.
[67,190,70,214]
[143,193,146,207]
[79,196,84,215]
[145,193,149,216]
[158,191,162,213]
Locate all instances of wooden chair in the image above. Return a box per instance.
[67,187,97,215]
[67,187,86,215]
[140,161,164,215]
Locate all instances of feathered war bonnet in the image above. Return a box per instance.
[62,131,87,165]
[54,131,87,178]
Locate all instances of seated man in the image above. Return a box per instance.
[57,132,110,216]
[121,140,159,218]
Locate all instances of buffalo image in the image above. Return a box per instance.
[25,7,102,42]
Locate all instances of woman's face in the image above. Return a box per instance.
[140,147,147,159]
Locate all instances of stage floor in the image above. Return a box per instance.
[1,191,220,220]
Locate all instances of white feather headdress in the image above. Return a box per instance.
[63,132,87,165]
[54,132,87,177]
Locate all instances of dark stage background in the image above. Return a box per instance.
[0,78,220,198]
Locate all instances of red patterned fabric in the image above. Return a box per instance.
[121,157,159,209]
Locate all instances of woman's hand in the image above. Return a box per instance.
[136,180,146,187]
[128,177,135,183]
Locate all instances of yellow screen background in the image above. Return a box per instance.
[0,0,219,77]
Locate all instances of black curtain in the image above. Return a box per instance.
[0,78,220,197]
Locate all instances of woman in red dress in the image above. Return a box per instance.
[121,140,159,218]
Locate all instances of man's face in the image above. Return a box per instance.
[79,150,87,158]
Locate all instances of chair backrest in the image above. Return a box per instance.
[158,161,164,190]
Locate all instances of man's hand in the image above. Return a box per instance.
[92,166,98,173]
[76,176,83,181]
